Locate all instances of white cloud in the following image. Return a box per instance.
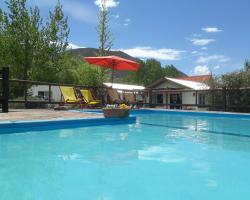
[194,65,211,75]
[94,0,119,9]
[202,27,223,33]
[112,14,119,19]
[201,47,208,50]
[123,18,131,26]
[191,38,215,46]
[67,43,85,49]
[214,65,220,70]
[197,55,230,64]
[124,18,131,22]
[121,46,185,61]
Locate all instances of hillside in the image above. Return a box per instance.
[69,47,140,62]
[69,47,186,82]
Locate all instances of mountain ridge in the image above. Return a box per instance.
[68,47,187,80]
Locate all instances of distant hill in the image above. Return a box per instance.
[68,47,141,80]
[68,47,186,81]
[68,47,140,62]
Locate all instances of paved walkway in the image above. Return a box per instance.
[0,109,102,122]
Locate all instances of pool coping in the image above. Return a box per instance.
[0,116,137,134]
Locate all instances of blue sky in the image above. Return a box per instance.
[1,0,250,76]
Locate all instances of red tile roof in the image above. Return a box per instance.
[178,75,212,83]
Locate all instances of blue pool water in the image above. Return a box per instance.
[1,111,250,200]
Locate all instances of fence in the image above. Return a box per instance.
[0,67,9,113]
[0,76,143,110]
[0,71,250,113]
[5,79,108,105]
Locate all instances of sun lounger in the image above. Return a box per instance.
[80,89,101,107]
[107,88,123,104]
[59,86,83,107]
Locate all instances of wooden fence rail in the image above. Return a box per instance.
[0,67,9,113]
[0,75,250,113]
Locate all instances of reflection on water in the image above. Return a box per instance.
[138,145,186,163]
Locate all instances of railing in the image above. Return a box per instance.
[3,78,109,105]
[0,77,144,106]
[0,67,9,113]
[0,75,250,113]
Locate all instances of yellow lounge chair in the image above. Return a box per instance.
[107,88,122,104]
[80,89,101,107]
[60,86,83,107]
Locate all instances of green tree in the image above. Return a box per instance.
[97,0,113,56]
[0,0,42,79]
[96,0,113,83]
[163,64,185,78]
[55,54,103,86]
[0,10,9,67]
[0,0,69,82]
[30,1,70,82]
[244,60,250,71]
[122,59,184,86]
[208,61,250,112]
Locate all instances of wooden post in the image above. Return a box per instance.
[195,91,198,106]
[148,89,152,108]
[222,87,227,111]
[165,92,168,109]
[2,67,9,113]
[49,84,52,103]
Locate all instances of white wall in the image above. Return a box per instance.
[30,85,62,102]
[182,92,196,104]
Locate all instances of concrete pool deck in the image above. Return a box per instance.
[0,109,102,122]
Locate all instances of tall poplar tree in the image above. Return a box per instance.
[96,0,113,82]
[97,0,113,56]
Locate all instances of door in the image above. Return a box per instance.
[170,93,182,109]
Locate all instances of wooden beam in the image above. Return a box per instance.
[1,67,9,113]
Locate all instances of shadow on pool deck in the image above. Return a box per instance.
[0,109,102,122]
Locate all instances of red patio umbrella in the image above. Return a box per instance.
[84,56,140,83]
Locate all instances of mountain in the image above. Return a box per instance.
[68,47,141,80]
[68,47,186,82]
[68,47,140,62]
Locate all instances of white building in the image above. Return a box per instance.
[29,85,62,102]
[147,75,211,110]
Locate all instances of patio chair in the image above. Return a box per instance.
[123,92,138,108]
[60,86,83,108]
[80,89,101,107]
[107,88,123,104]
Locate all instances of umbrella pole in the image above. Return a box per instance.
[111,60,115,85]
[111,68,114,84]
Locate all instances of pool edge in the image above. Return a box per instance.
[0,116,137,134]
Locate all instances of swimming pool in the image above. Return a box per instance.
[1,110,250,200]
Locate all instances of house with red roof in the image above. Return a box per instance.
[146,75,212,110]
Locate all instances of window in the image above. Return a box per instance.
[38,91,45,99]
[38,91,51,100]
[198,93,206,105]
